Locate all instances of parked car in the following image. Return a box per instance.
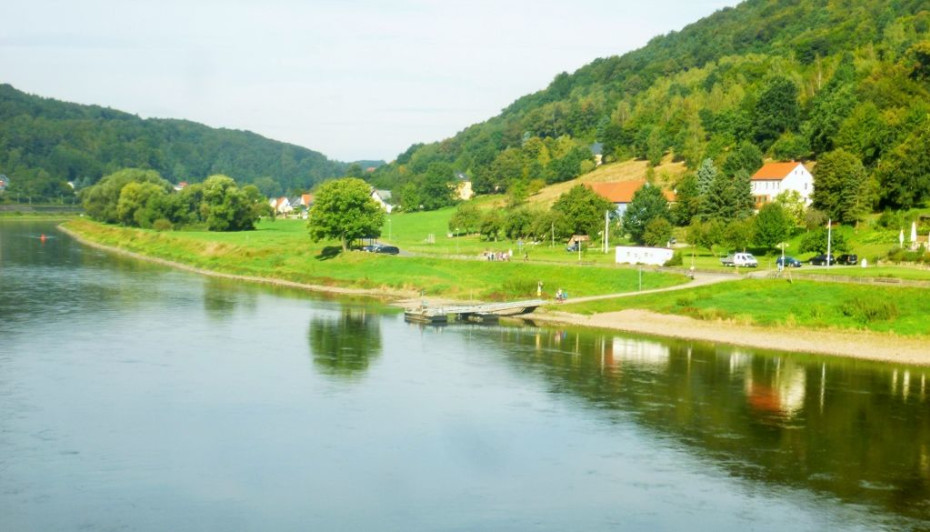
[776,256,802,268]
[720,252,758,267]
[373,244,399,255]
[362,243,400,255]
[809,254,835,266]
[837,253,859,265]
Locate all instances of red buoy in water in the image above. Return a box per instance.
[40,234,47,243]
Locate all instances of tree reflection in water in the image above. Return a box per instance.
[308,308,382,380]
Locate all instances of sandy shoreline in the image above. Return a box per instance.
[523,309,930,366]
[60,223,930,366]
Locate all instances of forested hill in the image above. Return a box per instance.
[0,84,347,200]
[371,0,930,211]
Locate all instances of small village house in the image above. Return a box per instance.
[586,180,676,216]
[455,172,474,201]
[270,196,292,215]
[750,161,813,207]
[371,189,393,213]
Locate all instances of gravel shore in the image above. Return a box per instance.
[524,308,930,366]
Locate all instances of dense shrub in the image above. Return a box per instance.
[152,219,173,232]
[839,296,899,323]
[664,251,683,267]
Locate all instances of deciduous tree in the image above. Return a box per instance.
[754,202,792,252]
[81,168,169,224]
[643,217,673,247]
[813,149,872,223]
[201,175,260,232]
[308,178,385,252]
[621,183,670,245]
[552,184,614,239]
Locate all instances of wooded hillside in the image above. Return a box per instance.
[0,84,346,201]
[371,0,930,211]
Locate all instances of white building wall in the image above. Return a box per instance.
[781,165,814,205]
[615,246,674,266]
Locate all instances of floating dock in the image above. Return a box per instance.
[404,299,545,325]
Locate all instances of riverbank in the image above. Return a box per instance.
[58,219,685,301]
[57,223,416,300]
[59,220,930,366]
[523,309,930,366]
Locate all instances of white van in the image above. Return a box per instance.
[720,252,758,267]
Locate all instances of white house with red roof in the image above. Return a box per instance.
[750,161,813,207]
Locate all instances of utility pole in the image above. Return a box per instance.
[604,210,609,254]
[826,218,832,268]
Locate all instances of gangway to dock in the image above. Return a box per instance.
[404,299,546,324]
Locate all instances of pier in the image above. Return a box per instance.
[404,299,545,324]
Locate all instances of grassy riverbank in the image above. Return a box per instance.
[560,278,930,337]
[61,216,930,345]
[61,218,687,301]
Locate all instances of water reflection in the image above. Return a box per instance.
[201,278,261,320]
[745,358,806,421]
[490,326,930,524]
[308,308,382,379]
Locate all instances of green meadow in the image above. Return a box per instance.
[560,278,930,337]
[62,203,930,339]
[63,218,686,301]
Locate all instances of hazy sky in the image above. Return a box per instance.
[1,0,739,162]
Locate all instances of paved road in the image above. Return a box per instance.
[557,271,742,305]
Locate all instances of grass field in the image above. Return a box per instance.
[560,278,930,337]
[382,205,624,265]
[64,218,688,301]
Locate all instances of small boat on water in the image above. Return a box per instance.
[404,309,448,324]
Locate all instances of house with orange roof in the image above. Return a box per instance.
[586,180,676,216]
[750,161,813,207]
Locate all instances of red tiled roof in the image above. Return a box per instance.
[751,161,805,181]
[586,180,676,203]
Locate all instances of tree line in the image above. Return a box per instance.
[80,168,268,231]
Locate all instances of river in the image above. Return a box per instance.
[1,221,928,531]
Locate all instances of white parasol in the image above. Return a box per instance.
[911,221,918,244]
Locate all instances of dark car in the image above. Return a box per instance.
[837,253,859,265]
[809,254,835,266]
[776,256,802,268]
[374,245,399,255]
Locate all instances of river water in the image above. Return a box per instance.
[1,221,928,531]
